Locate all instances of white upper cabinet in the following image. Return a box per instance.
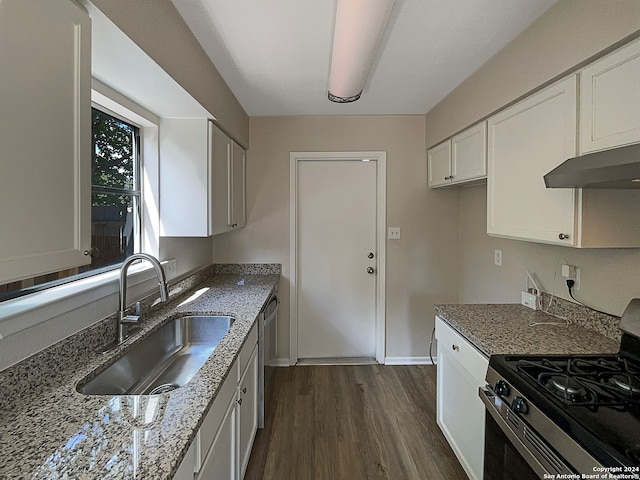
[488,77,578,245]
[488,75,640,248]
[428,122,487,188]
[451,122,487,184]
[231,142,246,230]
[211,123,246,235]
[427,140,452,188]
[160,118,211,237]
[0,0,92,284]
[580,37,640,154]
[160,120,246,237]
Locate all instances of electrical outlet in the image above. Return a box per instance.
[165,258,177,279]
[561,263,580,291]
[388,227,401,240]
[494,249,503,267]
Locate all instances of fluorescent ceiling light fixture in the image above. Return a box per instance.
[328,0,395,103]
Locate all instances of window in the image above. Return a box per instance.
[0,107,141,301]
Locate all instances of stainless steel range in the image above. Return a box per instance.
[480,299,640,478]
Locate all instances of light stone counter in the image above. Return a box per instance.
[434,302,620,358]
[0,264,280,479]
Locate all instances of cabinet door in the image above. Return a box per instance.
[427,140,452,188]
[230,142,246,229]
[238,344,258,479]
[435,317,488,480]
[173,440,196,480]
[451,122,487,184]
[0,0,91,284]
[160,118,210,237]
[437,348,485,480]
[211,122,233,235]
[580,38,640,153]
[487,76,577,245]
[198,394,237,480]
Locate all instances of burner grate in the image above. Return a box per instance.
[516,356,640,408]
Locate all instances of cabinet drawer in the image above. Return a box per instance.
[195,358,238,472]
[238,323,258,378]
[435,316,488,384]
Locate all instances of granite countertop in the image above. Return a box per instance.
[0,265,279,479]
[434,303,620,358]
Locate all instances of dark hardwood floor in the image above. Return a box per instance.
[245,365,468,480]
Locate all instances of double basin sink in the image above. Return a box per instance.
[78,315,235,396]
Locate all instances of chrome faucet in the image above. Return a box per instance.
[117,253,169,344]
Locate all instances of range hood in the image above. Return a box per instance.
[544,143,640,188]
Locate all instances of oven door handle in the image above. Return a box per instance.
[479,387,573,477]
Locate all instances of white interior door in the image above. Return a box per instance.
[297,159,377,359]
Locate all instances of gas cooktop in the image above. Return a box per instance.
[491,352,640,467]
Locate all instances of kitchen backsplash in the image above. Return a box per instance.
[540,292,621,342]
[214,263,282,275]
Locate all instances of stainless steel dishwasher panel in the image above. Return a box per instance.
[258,287,278,428]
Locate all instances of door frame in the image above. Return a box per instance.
[289,151,387,365]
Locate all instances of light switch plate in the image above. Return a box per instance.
[165,258,177,279]
[388,227,401,240]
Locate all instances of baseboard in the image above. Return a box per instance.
[270,357,437,366]
[296,357,377,366]
[384,356,435,365]
[269,358,291,367]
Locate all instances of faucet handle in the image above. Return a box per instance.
[121,314,140,324]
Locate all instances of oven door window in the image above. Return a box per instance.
[484,413,540,480]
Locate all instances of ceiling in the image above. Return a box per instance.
[170,0,557,117]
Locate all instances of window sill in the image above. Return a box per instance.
[0,263,164,339]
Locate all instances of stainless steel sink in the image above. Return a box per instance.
[78,315,235,395]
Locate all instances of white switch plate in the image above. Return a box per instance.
[494,249,503,267]
[388,227,401,240]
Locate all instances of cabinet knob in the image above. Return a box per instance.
[241,387,247,394]
[444,175,453,180]
[83,247,99,258]
[367,267,375,275]
[237,398,243,405]
[558,233,570,240]
[452,344,460,352]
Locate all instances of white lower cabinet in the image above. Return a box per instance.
[238,344,259,478]
[174,324,258,480]
[198,395,237,479]
[173,441,197,480]
[435,316,489,480]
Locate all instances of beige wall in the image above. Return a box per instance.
[459,185,640,317]
[214,116,460,361]
[425,0,640,316]
[90,0,250,146]
[426,0,640,147]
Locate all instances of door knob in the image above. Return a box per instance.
[367,267,375,274]
[368,252,374,259]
